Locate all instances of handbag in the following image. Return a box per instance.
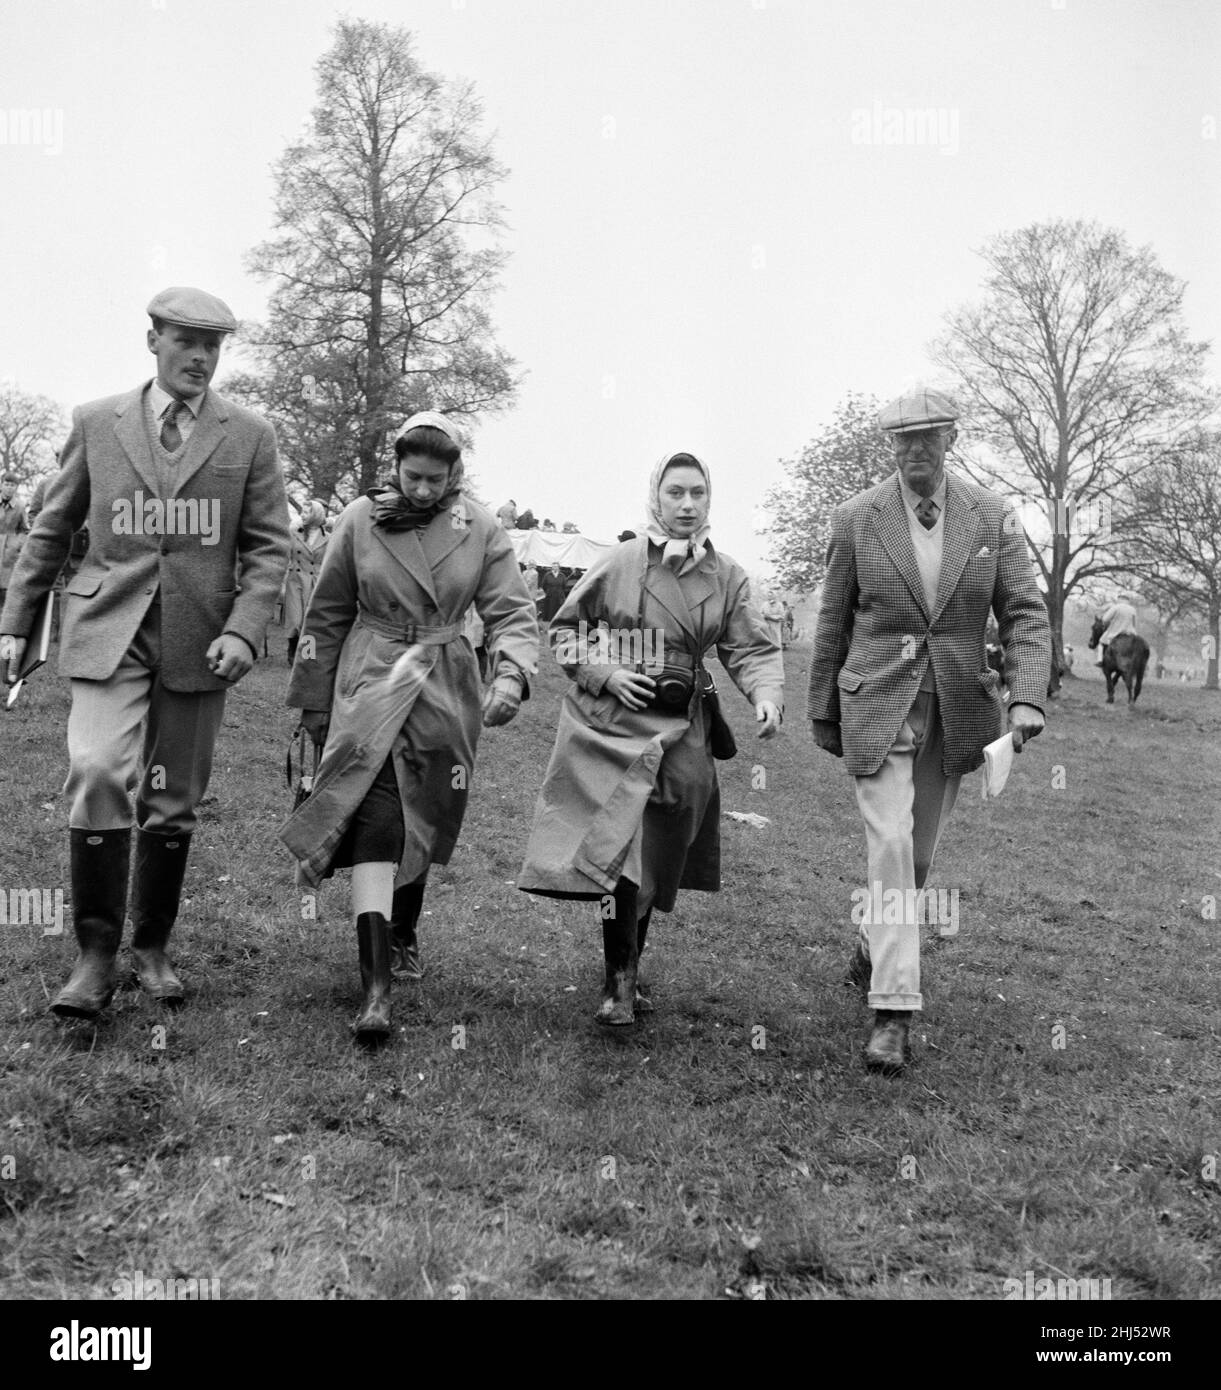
[699,667,738,761]
[286,726,320,810]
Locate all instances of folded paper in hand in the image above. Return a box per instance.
[981,731,1017,799]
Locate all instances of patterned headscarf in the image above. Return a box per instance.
[644,451,712,576]
[369,410,467,531]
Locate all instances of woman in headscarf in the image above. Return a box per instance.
[518,452,784,1025]
[280,412,539,1043]
[282,499,330,665]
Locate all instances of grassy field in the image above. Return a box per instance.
[1,632,1219,1301]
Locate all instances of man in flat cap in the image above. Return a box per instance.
[0,287,290,1020]
[807,388,1050,1073]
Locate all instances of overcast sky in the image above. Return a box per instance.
[1,0,1217,578]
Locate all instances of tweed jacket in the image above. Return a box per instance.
[0,383,290,691]
[806,472,1050,777]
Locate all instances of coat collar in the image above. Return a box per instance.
[369,498,472,608]
[639,535,718,644]
[113,383,228,499]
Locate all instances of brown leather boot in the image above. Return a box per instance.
[388,882,425,981]
[352,912,392,1041]
[595,881,639,1026]
[129,830,190,1006]
[50,828,130,1020]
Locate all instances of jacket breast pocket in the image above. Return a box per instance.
[66,575,101,598]
[836,668,864,693]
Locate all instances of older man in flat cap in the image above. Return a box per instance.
[0,287,290,1020]
[807,388,1050,1073]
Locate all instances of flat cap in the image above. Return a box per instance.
[878,388,960,434]
[146,286,237,333]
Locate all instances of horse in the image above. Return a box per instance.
[1087,618,1149,705]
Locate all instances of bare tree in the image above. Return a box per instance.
[237,18,519,501]
[763,393,893,593]
[1122,430,1221,690]
[0,384,66,484]
[933,220,1210,671]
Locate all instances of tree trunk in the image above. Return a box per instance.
[1207,596,1220,691]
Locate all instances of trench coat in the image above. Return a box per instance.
[517,536,784,915]
[279,493,539,888]
[281,524,329,637]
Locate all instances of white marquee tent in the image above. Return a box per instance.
[507,528,617,569]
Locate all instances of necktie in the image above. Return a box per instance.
[160,401,183,453]
[915,497,939,530]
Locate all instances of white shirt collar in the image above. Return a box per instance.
[897,471,947,515]
[149,379,205,420]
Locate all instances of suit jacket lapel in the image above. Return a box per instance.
[113,387,161,497]
[170,391,226,496]
[873,476,930,621]
[931,478,980,622]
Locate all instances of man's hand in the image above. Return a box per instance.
[1008,702,1045,750]
[300,710,330,749]
[482,673,523,728]
[604,668,656,711]
[756,701,782,739]
[206,633,255,684]
[811,717,843,757]
[0,635,27,685]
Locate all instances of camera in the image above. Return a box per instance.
[648,665,695,710]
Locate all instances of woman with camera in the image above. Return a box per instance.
[517,452,783,1025]
[280,412,539,1043]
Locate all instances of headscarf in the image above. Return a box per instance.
[368,410,466,531]
[300,499,327,531]
[643,451,712,576]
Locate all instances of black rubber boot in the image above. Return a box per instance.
[634,906,655,1014]
[50,828,131,1020]
[388,882,425,981]
[129,830,190,1006]
[595,880,639,1026]
[352,912,392,1041]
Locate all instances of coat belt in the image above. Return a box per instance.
[356,609,461,645]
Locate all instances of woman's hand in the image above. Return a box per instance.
[756,701,782,739]
[482,673,523,727]
[300,710,330,749]
[604,668,656,711]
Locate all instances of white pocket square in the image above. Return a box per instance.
[976,546,992,556]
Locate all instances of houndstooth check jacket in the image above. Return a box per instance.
[806,472,1050,777]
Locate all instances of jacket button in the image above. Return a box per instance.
[388,601,399,610]
[160,543,170,555]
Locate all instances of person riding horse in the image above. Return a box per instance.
[1088,598,1150,705]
